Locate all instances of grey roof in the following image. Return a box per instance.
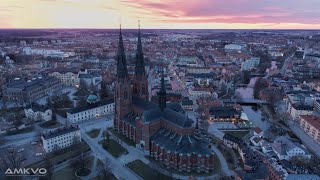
[181,99,193,106]
[26,103,49,112]
[151,128,213,156]
[285,174,320,180]
[142,107,193,128]
[272,136,309,156]
[42,125,79,140]
[132,96,158,111]
[68,99,114,114]
[209,106,240,118]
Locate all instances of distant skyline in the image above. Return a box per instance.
[1,0,320,29]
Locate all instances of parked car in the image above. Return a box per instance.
[17,148,24,153]
[35,153,42,156]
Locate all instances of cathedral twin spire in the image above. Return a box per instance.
[116,26,129,79]
[116,23,145,79]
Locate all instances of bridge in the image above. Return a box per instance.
[224,98,268,106]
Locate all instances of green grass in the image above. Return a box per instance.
[86,128,101,138]
[99,139,128,158]
[216,144,235,170]
[223,131,249,139]
[126,160,174,180]
[75,168,91,176]
[39,120,60,128]
[52,166,77,180]
[28,142,91,168]
[108,127,135,146]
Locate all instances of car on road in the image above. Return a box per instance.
[31,141,37,145]
[35,153,43,156]
[17,148,24,153]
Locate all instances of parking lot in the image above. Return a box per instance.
[0,140,46,167]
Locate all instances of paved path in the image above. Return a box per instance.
[80,129,141,180]
[211,145,234,177]
[288,121,320,158]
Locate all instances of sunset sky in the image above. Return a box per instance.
[1,0,320,29]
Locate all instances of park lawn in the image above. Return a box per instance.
[223,131,249,139]
[39,120,60,128]
[87,128,101,138]
[126,160,174,180]
[28,142,91,169]
[99,139,128,158]
[108,127,135,146]
[52,166,76,180]
[216,144,235,170]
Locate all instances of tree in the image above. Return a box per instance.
[41,159,54,180]
[253,78,268,99]
[241,70,251,84]
[97,158,113,180]
[0,134,5,145]
[0,147,24,170]
[71,152,89,172]
[102,129,110,147]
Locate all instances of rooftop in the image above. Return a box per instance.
[42,125,79,140]
[300,115,320,130]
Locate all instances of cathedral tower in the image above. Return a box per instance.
[114,27,132,131]
[133,22,148,100]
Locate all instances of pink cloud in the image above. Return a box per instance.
[120,0,320,24]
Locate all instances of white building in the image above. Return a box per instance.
[49,68,79,86]
[67,95,114,123]
[24,104,52,122]
[271,136,311,160]
[41,125,81,153]
[181,98,193,111]
[241,57,260,71]
[188,86,212,98]
[285,93,315,120]
[224,44,246,51]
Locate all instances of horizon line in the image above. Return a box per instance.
[0,28,320,31]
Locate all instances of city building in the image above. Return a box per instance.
[241,57,260,71]
[181,98,193,111]
[113,28,215,173]
[298,115,320,144]
[24,104,52,122]
[48,68,79,86]
[285,92,315,120]
[2,76,62,105]
[208,106,241,122]
[41,125,81,153]
[224,44,246,51]
[271,136,311,160]
[67,95,114,123]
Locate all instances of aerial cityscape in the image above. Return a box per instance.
[0,0,320,180]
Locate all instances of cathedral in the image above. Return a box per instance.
[113,27,215,173]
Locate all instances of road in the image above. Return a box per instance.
[211,145,234,176]
[80,129,141,180]
[287,121,320,158]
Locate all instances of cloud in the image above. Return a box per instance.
[120,0,320,24]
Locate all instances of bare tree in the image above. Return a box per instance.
[102,129,110,148]
[41,159,54,180]
[97,158,113,180]
[0,147,24,170]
